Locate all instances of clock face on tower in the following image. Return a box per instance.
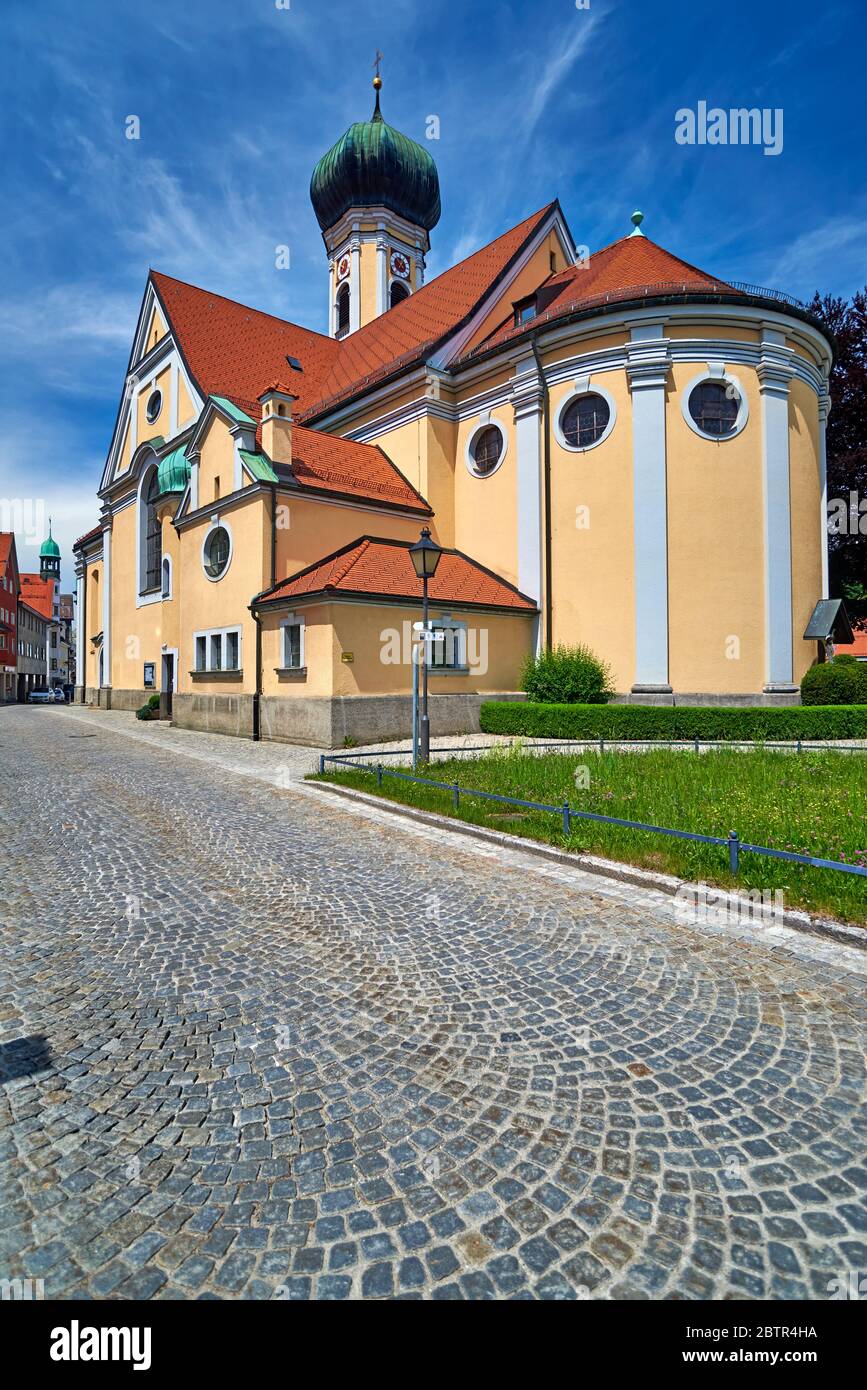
[390,250,410,280]
[337,254,350,281]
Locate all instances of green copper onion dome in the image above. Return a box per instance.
[39,525,61,559]
[310,77,441,233]
[156,445,190,496]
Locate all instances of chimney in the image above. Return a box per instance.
[258,386,298,466]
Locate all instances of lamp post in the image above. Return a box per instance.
[409,527,442,764]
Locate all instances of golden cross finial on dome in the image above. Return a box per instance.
[372,50,384,119]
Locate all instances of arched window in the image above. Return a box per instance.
[161,556,172,599]
[336,283,350,336]
[390,280,410,310]
[143,469,162,591]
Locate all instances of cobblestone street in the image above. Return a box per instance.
[1,705,866,1301]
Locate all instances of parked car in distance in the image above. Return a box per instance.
[53,688,66,702]
[27,688,53,704]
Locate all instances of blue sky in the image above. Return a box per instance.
[1,0,864,579]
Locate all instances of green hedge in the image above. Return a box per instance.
[801,656,867,705]
[480,701,867,741]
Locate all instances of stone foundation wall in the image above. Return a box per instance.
[169,691,527,747]
[612,691,801,707]
[172,692,256,738]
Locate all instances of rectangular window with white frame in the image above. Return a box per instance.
[192,626,242,674]
[281,614,306,671]
[429,616,467,671]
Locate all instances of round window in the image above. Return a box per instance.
[469,425,504,477]
[204,526,231,579]
[688,381,739,437]
[145,389,162,424]
[561,393,610,449]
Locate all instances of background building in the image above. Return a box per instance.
[0,533,19,703]
[17,600,48,697]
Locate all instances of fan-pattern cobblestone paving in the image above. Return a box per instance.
[1,705,865,1301]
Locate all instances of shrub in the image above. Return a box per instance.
[521,644,614,705]
[480,701,867,741]
[801,657,867,706]
[136,695,161,721]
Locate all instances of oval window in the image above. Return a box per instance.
[204,526,231,579]
[688,381,739,437]
[469,425,504,477]
[561,393,610,449]
[146,389,162,424]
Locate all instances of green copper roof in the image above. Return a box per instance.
[156,445,191,496]
[211,395,254,424]
[40,526,61,559]
[240,450,278,484]
[310,87,440,233]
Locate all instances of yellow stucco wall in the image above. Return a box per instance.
[195,415,237,506]
[258,600,532,699]
[789,377,823,684]
[177,499,270,695]
[548,370,635,691]
[135,366,171,445]
[666,362,766,692]
[274,493,422,579]
[453,405,518,586]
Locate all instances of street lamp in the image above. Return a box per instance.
[409,526,442,763]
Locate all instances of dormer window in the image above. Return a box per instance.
[514,297,537,327]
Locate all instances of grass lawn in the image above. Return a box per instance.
[312,746,867,925]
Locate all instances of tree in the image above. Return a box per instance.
[807,288,867,627]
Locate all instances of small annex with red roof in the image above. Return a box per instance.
[75,76,834,743]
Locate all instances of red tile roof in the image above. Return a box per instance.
[301,204,558,418]
[289,426,430,512]
[0,533,18,586]
[19,574,54,621]
[73,525,103,551]
[257,536,537,611]
[150,271,340,418]
[465,234,738,358]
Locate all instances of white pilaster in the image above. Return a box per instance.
[349,231,361,334]
[328,259,336,338]
[511,356,544,650]
[818,379,831,600]
[101,525,111,687]
[758,327,797,691]
[627,323,672,691]
[376,230,388,316]
[75,570,84,687]
[169,360,179,438]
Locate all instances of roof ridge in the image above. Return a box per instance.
[331,537,369,585]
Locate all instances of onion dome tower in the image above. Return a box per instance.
[310,69,441,338]
[39,521,61,581]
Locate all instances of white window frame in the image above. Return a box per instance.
[429,614,468,672]
[201,517,234,583]
[280,613,306,670]
[681,365,749,441]
[192,625,242,673]
[555,380,617,453]
[465,417,508,479]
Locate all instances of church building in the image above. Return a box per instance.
[74,76,833,745]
